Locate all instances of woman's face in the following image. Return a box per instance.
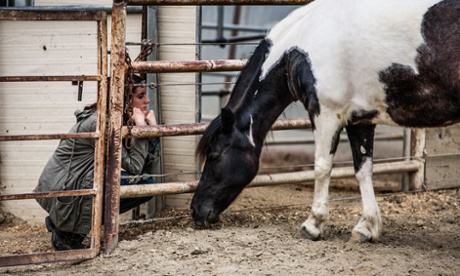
[130,86,150,112]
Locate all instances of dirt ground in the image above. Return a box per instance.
[1,176,459,275]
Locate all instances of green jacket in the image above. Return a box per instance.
[34,109,159,235]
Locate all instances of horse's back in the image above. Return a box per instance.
[263,0,447,126]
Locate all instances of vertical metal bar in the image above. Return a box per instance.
[90,11,108,256]
[195,5,202,124]
[216,6,224,44]
[221,5,242,108]
[401,128,411,192]
[104,0,127,254]
[77,81,84,101]
[145,5,164,218]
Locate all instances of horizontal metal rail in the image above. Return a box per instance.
[0,132,99,141]
[0,9,107,21]
[0,5,142,13]
[0,249,97,267]
[202,22,268,33]
[0,75,103,82]
[0,189,96,201]
[121,118,312,138]
[119,160,422,198]
[126,0,313,5]
[265,132,404,146]
[132,59,247,73]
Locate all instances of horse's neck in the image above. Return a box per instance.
[238,85,294,151]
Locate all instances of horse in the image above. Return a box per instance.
[191,0,460,242]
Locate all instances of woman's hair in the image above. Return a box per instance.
[84,74,146,121]
[123,74,145,124]
[130,74,145,94]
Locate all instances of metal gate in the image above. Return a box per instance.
[0,9,108,266]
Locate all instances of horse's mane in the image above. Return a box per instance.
[196,114,222,164]
[196,39,271,164]
[224,39,271,110]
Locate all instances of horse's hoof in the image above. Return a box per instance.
[349,231,372,243]
[300,225,321,241]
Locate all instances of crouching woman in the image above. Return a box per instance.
[34,75,159,251]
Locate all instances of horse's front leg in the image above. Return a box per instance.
[346,124,382,242]
[300,117,342,240]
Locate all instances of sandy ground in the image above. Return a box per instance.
[1,178,459,275]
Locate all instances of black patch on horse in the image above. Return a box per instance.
[330,127,343,155]
[348,110,379,125]
[285,47,320,129]
[346,124,376,172]
[380,0,460,127]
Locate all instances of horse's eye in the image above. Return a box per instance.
[208,153,220,161]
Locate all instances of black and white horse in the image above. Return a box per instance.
[191,0,460,242]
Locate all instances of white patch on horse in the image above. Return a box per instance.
[260,0,440,126]
[352,157,382,241]
[247,114,255,147]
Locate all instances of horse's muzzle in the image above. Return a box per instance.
[191,207,220,228]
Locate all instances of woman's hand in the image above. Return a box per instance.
[145,110,157,126]
[144,110,158,143]
[131,107,146,126]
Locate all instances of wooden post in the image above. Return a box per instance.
[410,128,426,191]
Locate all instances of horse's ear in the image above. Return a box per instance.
[221,108,234,133]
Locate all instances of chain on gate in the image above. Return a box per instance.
[123,40,156,149]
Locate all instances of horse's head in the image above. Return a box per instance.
[191,107,260,227]
[190,39,313,227]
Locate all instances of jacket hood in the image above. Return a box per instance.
[74,108,95,122]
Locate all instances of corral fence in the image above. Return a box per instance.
[1,0,457,267]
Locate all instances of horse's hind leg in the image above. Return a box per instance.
[300,115,342,240]
[346,124,382,242]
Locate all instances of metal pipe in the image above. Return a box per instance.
[131,59,247,73]
[0,132,98,141]
[0,189,95,201]
[0,75,102,82]
[120,118,311,138]
[0,9,107,21]
[126,0,313,5]
[104,0,126,254]
[119,160,421,198]
[202,22,268,33]
[265,132,404,146]
[0,250,96,268]
[216,6,225,44]
[90,11,108,255]
[0,5,142,13]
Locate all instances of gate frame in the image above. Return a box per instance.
[0,9,108,267]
